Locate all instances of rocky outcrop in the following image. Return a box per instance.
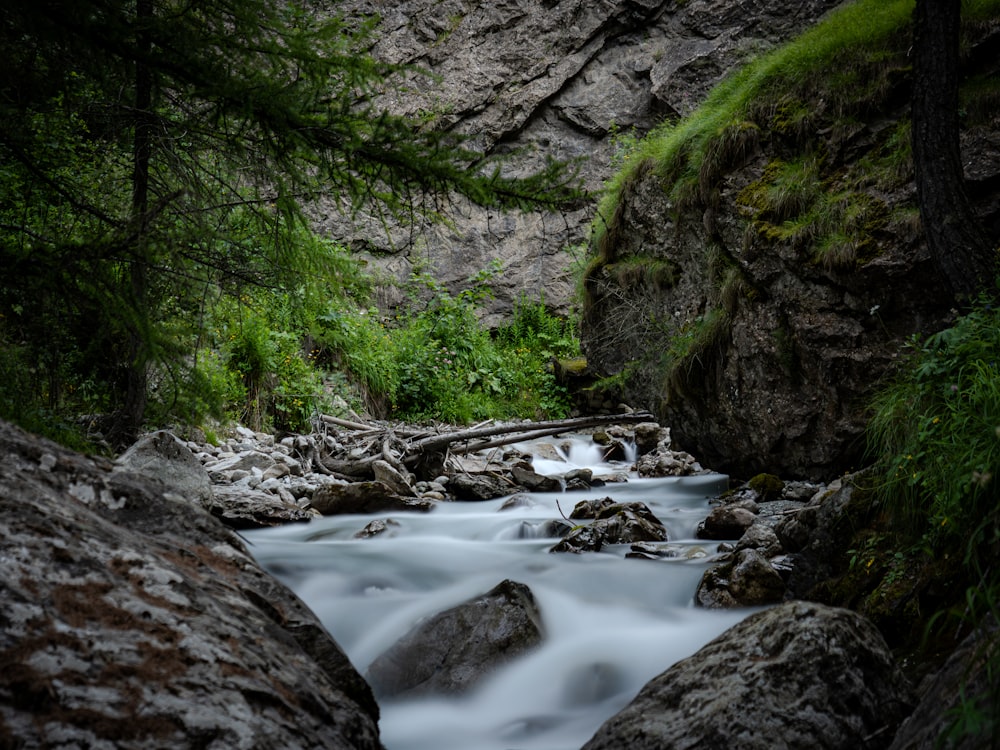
[579,14,1000,480]
[317,0,841,325]
[582,601,913,750]
[0,420,381,749]
[365,579,544,699]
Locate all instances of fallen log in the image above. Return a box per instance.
[314,411,656,478]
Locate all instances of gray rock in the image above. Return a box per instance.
[0,419,380,749]
[365,579,544,699]
[449,472,514,501]
[697,503,758,540]
[582,601,913,750]
[551,503,667,553]
[114,429,213,508]
[311,481,436,515]
[511,462,562,492]
[734,522,784,558]
[209,485,313,529]
[696,547,786,608]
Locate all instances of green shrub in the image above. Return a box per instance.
[867,299,1000,568]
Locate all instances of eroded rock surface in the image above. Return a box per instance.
[582,601,913,750]
[317,0,840,326]
[0,420,381,750]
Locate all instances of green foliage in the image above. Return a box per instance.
[592,0,914,252]
[866,299,1000,748]
[867,299,1000,567]
[383,268,578,422]
[0,0,583,446]
[662,308,730,402]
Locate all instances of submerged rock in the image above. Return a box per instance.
[582,601,913,750]
[365,579,544,699]
[0,419,381,749]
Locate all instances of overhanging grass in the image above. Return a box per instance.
[593,0,917,252]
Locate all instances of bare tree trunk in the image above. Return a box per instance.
[108,0,153,448]
[911,0,996,302]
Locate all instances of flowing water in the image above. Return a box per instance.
[243,439,755,750]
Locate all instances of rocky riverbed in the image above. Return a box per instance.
[0,416,991,749]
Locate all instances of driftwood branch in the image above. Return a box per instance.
[313,411,656,478]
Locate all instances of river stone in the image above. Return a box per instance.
[734,522,784,558]
[696,548,786,608]
[511,462,562,492]
[582,601,913,750]
[697,503,758,540]
[449,472,513,501]
[311,480,435,514]
[114,429,213,507]
[551,505,667,554]
[0,419,381,749]
[365,579,544,699]
[208,484,313,529]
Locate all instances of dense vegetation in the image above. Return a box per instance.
[0,0,582,448]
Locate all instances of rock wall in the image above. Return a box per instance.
[313,0,841,324]
[579,15,1000,480]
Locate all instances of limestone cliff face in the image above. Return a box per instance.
[579,15,1000,480]
[315,0,840,324]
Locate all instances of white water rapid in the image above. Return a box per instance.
[243,438,755,750]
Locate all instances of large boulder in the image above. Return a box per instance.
[114,429,213,507]
[582,601,913,750]
[365,579,544,699]
[0,420,381,749]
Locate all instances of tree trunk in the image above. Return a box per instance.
[108,0,153,448]
[911,0,996,302]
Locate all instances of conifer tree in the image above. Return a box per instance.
[0,0,582,445]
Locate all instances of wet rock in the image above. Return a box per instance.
[551,502,667,554]
[209,485,314,529]
[450,472,515,501]
[354,518,402,538]
[511,462,562,492]
[696,548,786,608]
[582,601,913,750]
[592,432,630,462]
[311,481,436,515]
[114,429,213,507]
[633,422,669,455]
[569,497,618,519]
[697,503,758,540]
[365,579,544,699]
[635,449,702,477]
[499,493,536,511]
[0,420,381,749]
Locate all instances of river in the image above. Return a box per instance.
[243,438,755,750]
